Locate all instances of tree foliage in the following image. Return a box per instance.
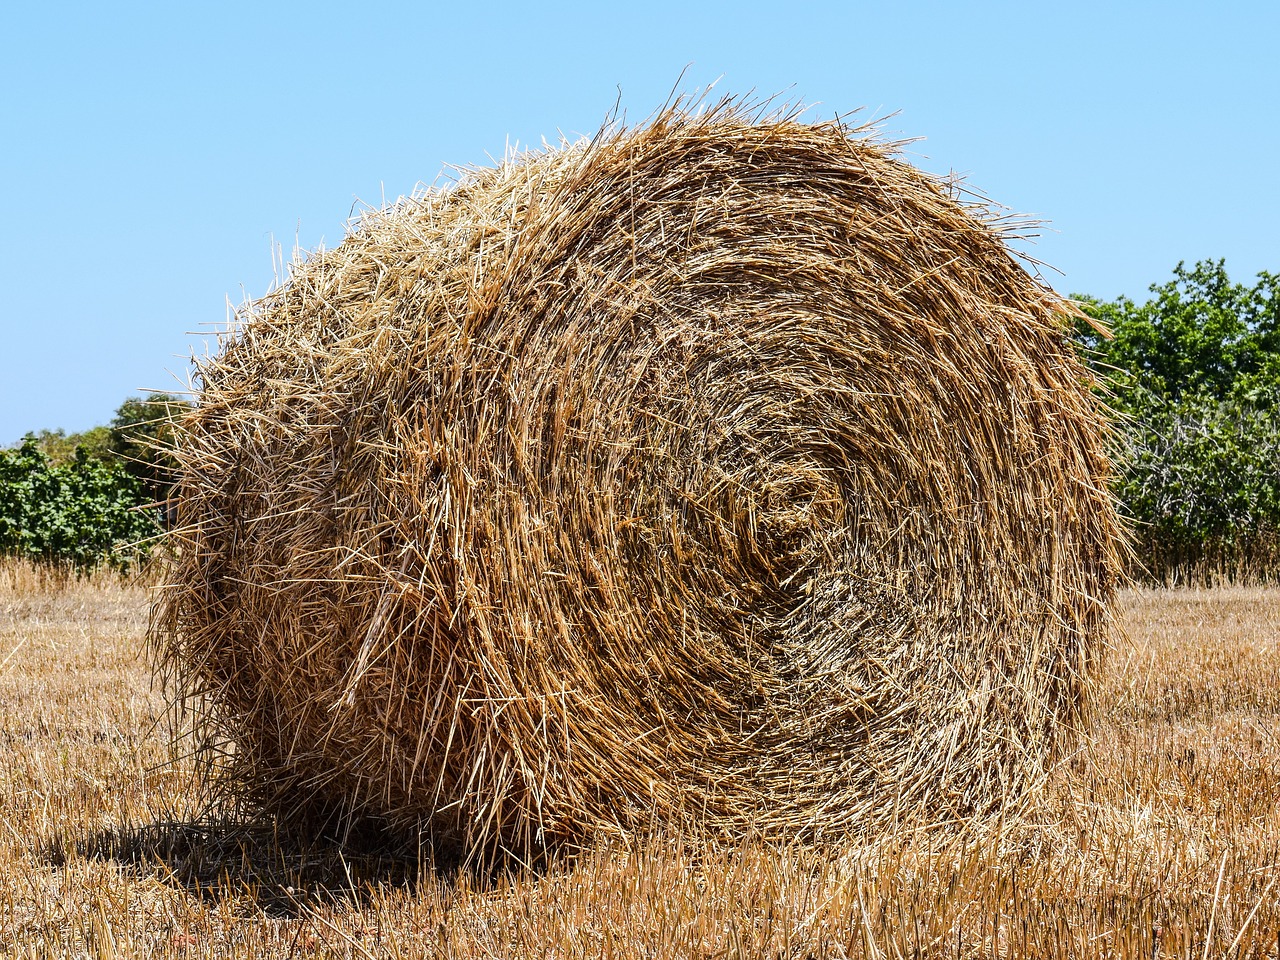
[30,426,113,465]
[1076,260,1280,580]
[107,393,190,512]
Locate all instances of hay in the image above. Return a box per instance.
[157,100,1125,857]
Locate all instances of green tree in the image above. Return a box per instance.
[108,393,191,514]
[1075,260,1280,407]
[30,426,113,465]
[1075,260,1280,580]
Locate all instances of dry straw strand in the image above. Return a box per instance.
[155,97,1125,859]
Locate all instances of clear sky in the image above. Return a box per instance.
[2,1,1276,444]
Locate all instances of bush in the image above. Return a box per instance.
[0,438,161,573]
[1120,389,1280,577]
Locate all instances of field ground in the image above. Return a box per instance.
[0,563,1277,958]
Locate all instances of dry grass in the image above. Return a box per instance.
[158,100,1123,856]
[3,562,1278,957]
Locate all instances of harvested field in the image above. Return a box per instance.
[157,101,1123,856]
[2,565,1278,957]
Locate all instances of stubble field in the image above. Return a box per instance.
[0,562,1277,958]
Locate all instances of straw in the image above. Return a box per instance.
[154,98,1125,859]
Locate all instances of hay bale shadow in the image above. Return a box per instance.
[58,815,532,916]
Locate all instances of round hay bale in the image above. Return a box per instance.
[158,102,1124,855]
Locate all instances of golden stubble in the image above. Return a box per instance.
[2,566,1276,957]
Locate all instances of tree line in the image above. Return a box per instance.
[2,259,1277,581]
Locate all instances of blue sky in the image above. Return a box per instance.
[2,1,1276,443]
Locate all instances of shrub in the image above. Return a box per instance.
[0,438,161,573]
